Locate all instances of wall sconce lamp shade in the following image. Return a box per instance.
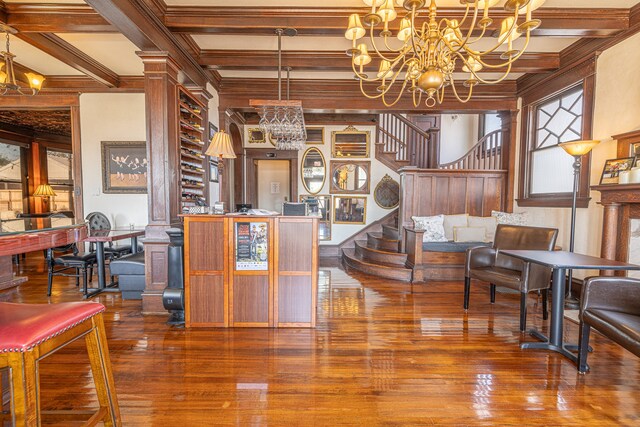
[558,140,600,157]
[205,130,236,159]
[33,184,56,197]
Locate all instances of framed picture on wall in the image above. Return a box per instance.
[209,122,218,141]
[248,128,266,144]
[101,141,147,194]
[599,157,635,185]
[209,160,219,183]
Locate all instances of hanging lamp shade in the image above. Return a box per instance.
[205,130,236,159]
[33,184,56,197]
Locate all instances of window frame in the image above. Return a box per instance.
[0,141,29,215]
[517,69,596,208]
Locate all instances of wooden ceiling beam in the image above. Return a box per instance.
[218,78,517,112]
[16,33,120,88]
[165,6,628,38]
[201,50,559,74]
[5,4,114,33]
[84,0,209,88]
[43,76,145,93]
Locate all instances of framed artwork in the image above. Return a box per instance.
[209,122,218,141]
[209,160,219,183]
[333,196,366,225]
[306,127,324,144]
[599,157,635,185]
[373,174,400,209]
[332,125,370,158]
[631,142,640,158]
[248,128,266,144]
[300,194,331,240]
[101,141,147,194]
[329,160,370,194]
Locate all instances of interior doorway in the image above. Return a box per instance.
[244,148,298,211]
[256,159,290,212]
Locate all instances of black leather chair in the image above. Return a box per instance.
[86,211,135,258]
[47,243,97,297]
[578,276,640,373]
[464,224,559,332]
[109,252,146,300]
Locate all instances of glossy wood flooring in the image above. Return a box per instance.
[2,254,639,426]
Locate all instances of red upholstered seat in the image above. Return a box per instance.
[0,302,105,353]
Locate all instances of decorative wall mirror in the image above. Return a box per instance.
[333,196,366,225]
[332,125,369,158]
[374,174,400,209]
[306,127,324,145]
[248,128,265,144]
[300,194,331,240]
[330,160,370,194]
[301,148,326,194]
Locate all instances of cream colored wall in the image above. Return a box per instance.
[440,114,479,164]
[514,32,640,277]
[207,83,221,204]
[243,124,398,245]
[256,159,290,212]
[80,93,148,228]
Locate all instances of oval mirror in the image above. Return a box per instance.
[332,164,368,192]
[301,147,326,194]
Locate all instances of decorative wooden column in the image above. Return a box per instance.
[592,184,640,276]
[499,110,518,212]
[138,52,181,314]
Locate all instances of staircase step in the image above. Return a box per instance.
[367,232,400,252]
[342,248,412,282]
[381,224,399,240]
[354,240,408,266]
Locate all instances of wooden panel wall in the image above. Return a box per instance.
[399,168,507,232]
[274,218,318,327]
[185,217,227,327]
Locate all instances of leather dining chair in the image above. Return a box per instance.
[464,224,559,332]
[85,212,134,258]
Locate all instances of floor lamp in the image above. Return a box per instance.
[558,139,600,309]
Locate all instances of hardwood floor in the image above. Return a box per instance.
[2,254,639,426]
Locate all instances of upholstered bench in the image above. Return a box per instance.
[109,252,146,300]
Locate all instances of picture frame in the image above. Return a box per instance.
[101,141,147,194]
[209,160,219,183]
[333,196,366,225]
[631,142,640,158]
[329,160,371,194]
[599,157,635,185]
[209,122,218,141]
[248,128,266,144]
[306,127,324,145]
[300,194,331,240]
[331,125,370,158]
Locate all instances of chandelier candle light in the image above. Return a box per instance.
[0,24,44,95]
[250,28,307,150]
[345,0,544,107]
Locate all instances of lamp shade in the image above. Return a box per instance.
[205,130,237,159]
[558,140,600,157]
[33,184,56,197]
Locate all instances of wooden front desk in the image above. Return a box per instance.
[182,214,318,328]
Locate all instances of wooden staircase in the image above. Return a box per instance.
[341,224,413,282]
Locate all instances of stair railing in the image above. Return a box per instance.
[377,114,431,169]
[438,129,503,170]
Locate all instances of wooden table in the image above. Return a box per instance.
[83,228,145,298]
[0,217,87,291]
[502,250,640,366]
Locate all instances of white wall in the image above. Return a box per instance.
[256,159,290,212]
[243,124,399,245]
[514,32,640,277]
[440,114,479,164]
[80,93,148,228]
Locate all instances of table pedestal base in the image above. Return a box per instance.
[0,256,27,291]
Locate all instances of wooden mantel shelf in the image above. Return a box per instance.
[590,183,640,275]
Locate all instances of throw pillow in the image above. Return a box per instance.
[492,210,528,226]
[468,216,498,242]
[443,213,469,241]
[412,215,448,243]
[453,226,487,243]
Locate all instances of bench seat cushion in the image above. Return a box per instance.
[109,252,145,276]
[422,241,490,253]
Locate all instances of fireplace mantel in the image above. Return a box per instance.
[591,184,640,275]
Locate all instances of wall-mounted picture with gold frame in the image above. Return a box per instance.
[306,127,324,145]
[333,196,366,225]
[330,160,370,194]
[248,128,266,144]
[373,174,400,209]
[300,194,331,240]
[332,125,369,158]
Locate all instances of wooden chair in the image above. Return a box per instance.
[0,302,121,426]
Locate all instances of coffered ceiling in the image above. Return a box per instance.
[0,0,638,112]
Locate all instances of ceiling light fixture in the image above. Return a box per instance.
[250,28,306,150]
[345,0,544,107]
[0,24,44,95]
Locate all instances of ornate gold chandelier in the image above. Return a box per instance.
[345,0,544,107]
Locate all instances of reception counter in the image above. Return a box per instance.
[182,214,318,328]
